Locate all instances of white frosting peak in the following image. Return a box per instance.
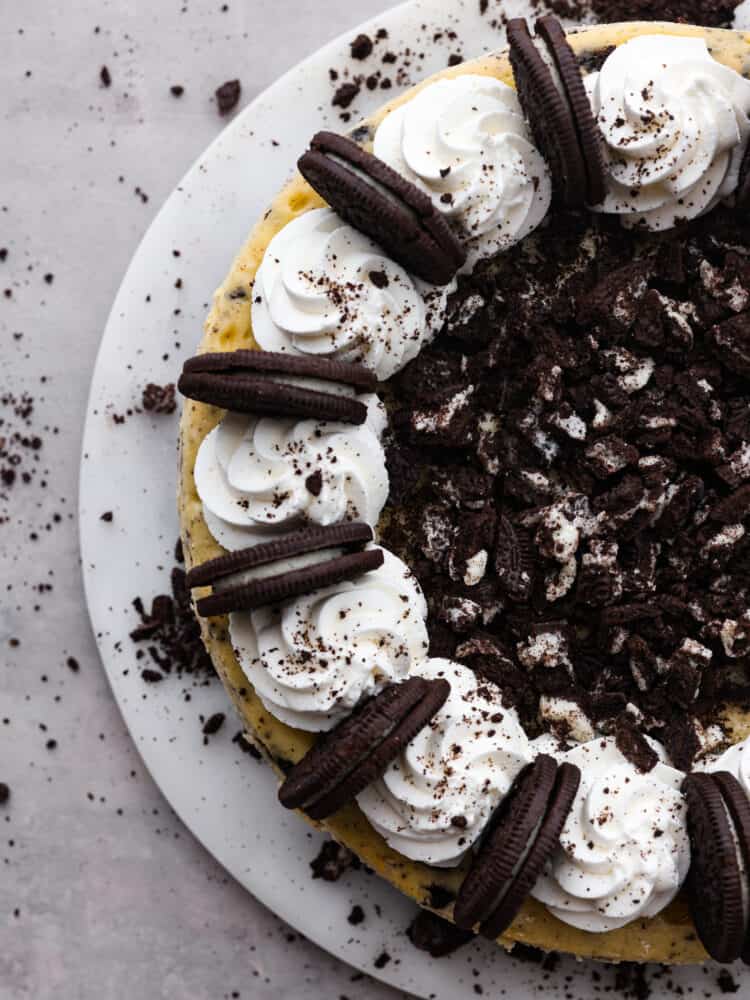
[251,208,452,380]
[194,395,388,551]
[374,75,551,266]
[589,35,750,231]
[230,547,428,732]
[531,737,690,932]
[357,658,532,866]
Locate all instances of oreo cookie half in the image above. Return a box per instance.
[189,522,382,617]
[682,772,746,964]
[710,771,750,964]
[479,762,581,940]
[508,18,587,209]
[279,676,451,820]
[179,350,377,424]
[453,755,559,930]
[298,131,466,285]
[535,15,606,206]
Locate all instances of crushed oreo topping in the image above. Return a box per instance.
[381,207,750,768]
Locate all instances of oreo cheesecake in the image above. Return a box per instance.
[178,19,750,964]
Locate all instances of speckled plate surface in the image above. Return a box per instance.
[79,1,743,995]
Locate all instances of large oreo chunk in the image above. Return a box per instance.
[453,755,559,929]
[279,676,451,820]
[507,18,588,208]
[188,521,381,617]
[179,350,377,425]
[535,15,606,206]
[682,772,746,964]
[298,131,466,285]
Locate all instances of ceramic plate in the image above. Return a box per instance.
[79,1,743,995]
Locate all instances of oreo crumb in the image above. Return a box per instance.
[406,910,474,957]
[215,79,241,115]
[142,382,176,414]
[310,839,360,881]
[332,82,360,110]
[100,511,113,523]
[0,783,9,805]
[170,85,185,97]
[202,712,226,738]
[373,952,391,969]
[99,65,111,87]
[347,904,365,925]
[351,34,374,60]
[717,969,740,993]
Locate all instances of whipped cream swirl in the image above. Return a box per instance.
[252,207,452,381]
[374,75,551,266]
[357,658,532,866]
[194,394,388,551]
[229,546,429,732]
[588,35,750,231]
[531,737,690,932]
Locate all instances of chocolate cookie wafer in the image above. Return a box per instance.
[682,772,746,964]
[186,521,374,589]
[454,758,580,937]
[453,755,558,929]
[189,522,383,617]
[507,18,588,208]
[279,676,451,820]
[298,131,466,285]
[535,15,606,206]
[479,762,581,940]
[179,350,377,424]
[710,772,750,964]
